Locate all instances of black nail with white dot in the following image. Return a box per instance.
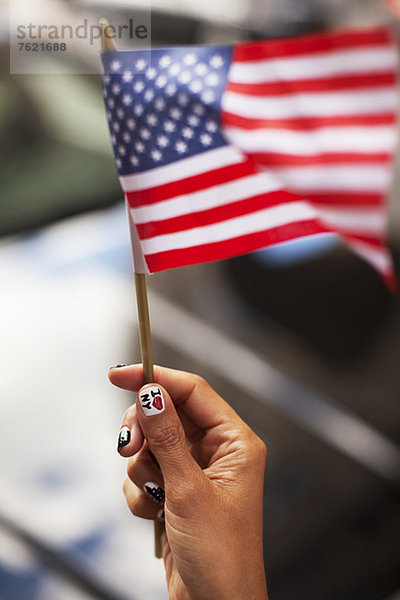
[117,426,130,450]
[144,482,165,504]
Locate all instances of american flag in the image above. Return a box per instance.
[101,26,398,288]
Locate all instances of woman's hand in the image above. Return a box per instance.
[109,364,268,600]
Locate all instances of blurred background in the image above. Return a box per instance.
[1,0,400,599]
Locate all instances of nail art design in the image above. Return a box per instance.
[110,364,128,369]
[139,386,165,416]
[144,482,165,504]
[117,426,130,449]
[157,508,165,521]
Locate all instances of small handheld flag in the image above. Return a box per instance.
[102,25,398,289]
[100,19,163,560]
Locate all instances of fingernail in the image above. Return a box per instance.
[157,508,165,521]
[139,386,165,416]
[110,364,128,370]
[117,426,131,450]
[144,482,165,504]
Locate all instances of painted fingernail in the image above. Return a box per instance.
[144,482,165,504]
[110,364,128,369]
[117,426,130,450]
[139,386,165,416]
[157,508,165,521]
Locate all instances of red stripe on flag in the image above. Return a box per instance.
[144,220,329,272]
[341,232,387,247]
[382,272,397,292]
[226,71,397,96]
[249,152,392,167]
[137,189,298,239]
[233,27,394,62]
[221,112,397,131]
[306,192,384,207]
[125,159,254,207]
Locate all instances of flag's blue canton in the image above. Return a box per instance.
[102,46,233,176]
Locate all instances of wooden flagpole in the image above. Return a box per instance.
[100,19,163,559]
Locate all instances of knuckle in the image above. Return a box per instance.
[130,504,142,517]
[150,423,185,453]
[128,502,142,517]
[193,374,208,390]
[245,432,267,463]
[255,437,268,461]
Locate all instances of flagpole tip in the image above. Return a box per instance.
[100,17,117,52]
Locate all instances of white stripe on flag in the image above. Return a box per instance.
[265,164,392,192]
[125,199,149,274]
[120,146,245,192]
[229,47,397,84]
[316,207,386,235]
[222,88,398,120]
[140,201,318,254]
[133,172,283,224]
[223,125,397,155]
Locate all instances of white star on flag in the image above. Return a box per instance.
[134,80,145,93]
[175,140,187,153]
[184,53,197,65]
[135,58,146,70]
[159,55,172,67]
[123,70,133,82]
[151,149,163,162]
[110,60,121,72]
[122,94,132,105]
[146,113,158,126]
[169,63,181,76]
[210,55,223,68]
[146,67,157,79]
[157,135,169,147]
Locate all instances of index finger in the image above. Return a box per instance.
[109,364,241,431]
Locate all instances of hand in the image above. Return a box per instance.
[109,365,268,600]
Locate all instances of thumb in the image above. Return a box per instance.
[136,383,203,491]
